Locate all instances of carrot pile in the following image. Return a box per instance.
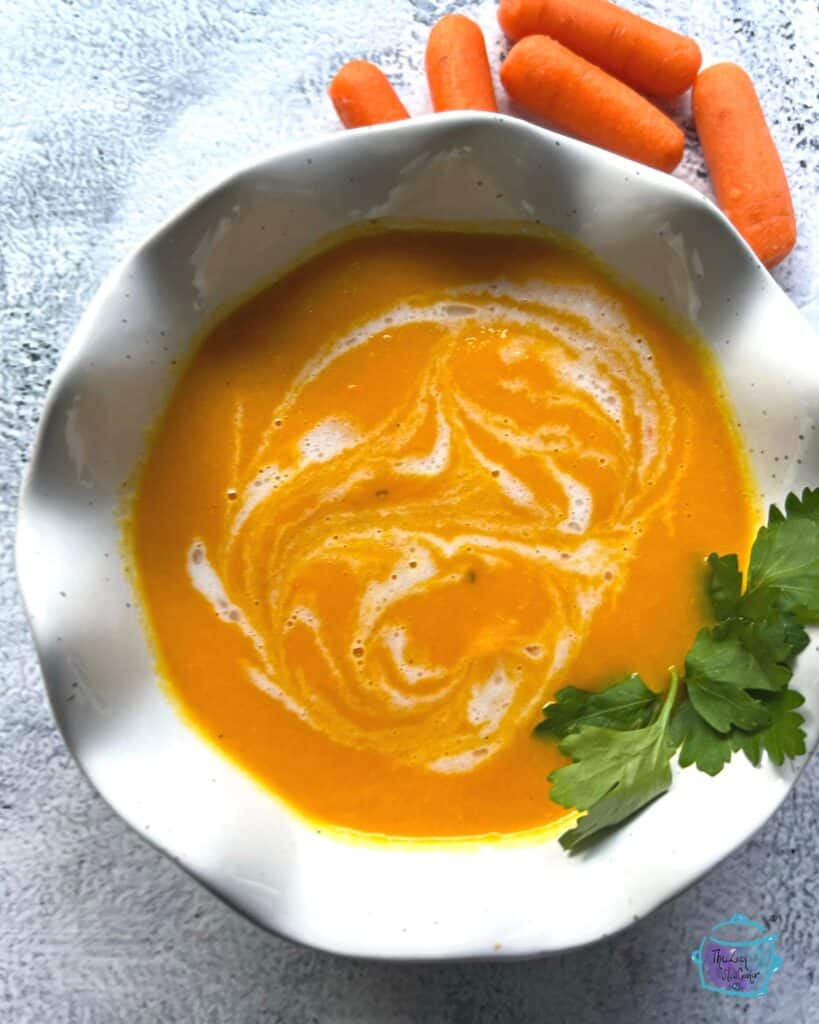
[326,3,797,267]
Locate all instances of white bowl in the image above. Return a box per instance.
[17,112,819,959]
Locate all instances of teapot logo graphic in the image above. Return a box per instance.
[691,914,784,997]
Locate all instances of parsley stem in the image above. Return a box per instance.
[656,668,679,727]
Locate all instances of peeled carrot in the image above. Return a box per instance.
[328,61,409,129]
[425,14,498,113]
[693,63,796,267]
[498,0,701,100]
[501,36,684,172]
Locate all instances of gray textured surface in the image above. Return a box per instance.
[1,1,818,1021]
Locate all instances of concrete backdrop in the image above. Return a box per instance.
[1,1,817,1021]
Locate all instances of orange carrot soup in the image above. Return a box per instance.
[129,228,756,838]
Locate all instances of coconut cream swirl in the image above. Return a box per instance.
[188,281,685,773]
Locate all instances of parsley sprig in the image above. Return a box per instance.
[536,488,817,853]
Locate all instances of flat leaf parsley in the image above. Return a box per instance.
[536,488,817,853]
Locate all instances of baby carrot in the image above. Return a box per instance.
[498,0,701,100]
[425,13,498,113]
[328,61,409,129]
[693,63,796,267]
[500,36,684,172]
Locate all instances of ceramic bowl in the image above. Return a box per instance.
[17,112,819,959]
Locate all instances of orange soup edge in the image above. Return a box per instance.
[125,226,758,842]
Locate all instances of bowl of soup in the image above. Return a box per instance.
[17,112,819,958]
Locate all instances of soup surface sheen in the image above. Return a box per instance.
[131,228,756,838]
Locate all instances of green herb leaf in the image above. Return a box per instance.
[549,673,679,852]
[670,696,734,776]
[710,614,808,689]
[727,613,809,665]
[535,673,659,740]
[685,628,773,732]
[707,553,742,619]
[729,690,807,767]
[782,487,819,524]
[741,515,819,622]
